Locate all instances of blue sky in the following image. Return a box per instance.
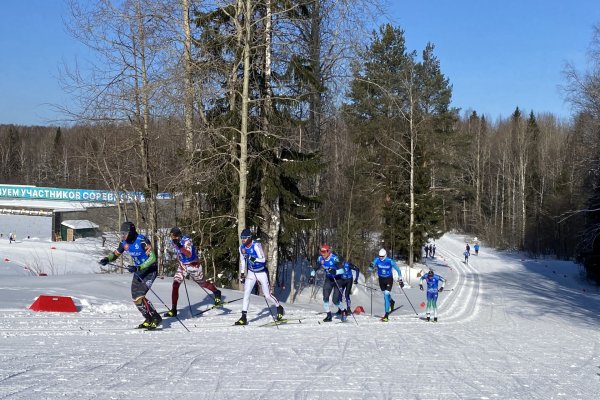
[0,1,599,126]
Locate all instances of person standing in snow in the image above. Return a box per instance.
[336,259,360,322]
[369,248,403,322]
[312,244,345,322]
[235,228,284,325]
[419,269,445,322]
[432,243,436,257]
[163,227,221,317]
[99,221,162,330]
[474,242,480,256]
[464,249,470,264]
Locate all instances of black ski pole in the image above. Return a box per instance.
[399,285,418,315]
[107,263,190,332]
[181,273,194,317]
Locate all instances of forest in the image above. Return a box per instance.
[1,0,599,286]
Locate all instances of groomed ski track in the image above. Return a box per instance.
[0,233,599,399]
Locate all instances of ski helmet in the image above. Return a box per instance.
[120,221,136,243]
[170,227,182,237]
[240,228,252,239]
[320,244,331,254]
[120,221,135,235]
[378,248,387,257]
[428,269,434,277]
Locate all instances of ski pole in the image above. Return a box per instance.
[181,272,194,317]
[331,276,358,325]
[176,261,194,316]
[399,285,418,315]
[107,263,190,332]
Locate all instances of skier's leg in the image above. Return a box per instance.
[170,268,184,310]
[256,271,280,306]
[241,272,257,312]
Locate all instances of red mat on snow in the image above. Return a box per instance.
[29,295,78,312]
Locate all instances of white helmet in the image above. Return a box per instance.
[378,248,387,257]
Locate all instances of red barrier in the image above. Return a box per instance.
[29,295,78,312]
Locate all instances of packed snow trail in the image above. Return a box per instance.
[0,233,599,399]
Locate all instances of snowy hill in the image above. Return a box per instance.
[1,233,599,399]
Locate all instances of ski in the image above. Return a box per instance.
[375,306,402,319]
[259,318,304,327]
[195,297,243,316]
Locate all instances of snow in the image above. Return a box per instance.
[0,232,599,399]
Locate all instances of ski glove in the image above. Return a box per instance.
[240,273,246,284]
[438,287,444,292]
[127,265,138,273]
[308,276,315,285]
[172,239,183,248]
[398,279,404,288]
[327,267,337,275]
[419,284,424,291]
[99,257,109,266]
[354,279,358,284]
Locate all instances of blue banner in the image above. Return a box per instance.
[0,185,173,203]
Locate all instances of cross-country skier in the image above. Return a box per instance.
[99,221,162,330]
[474,242,480,255]
[163,227,221,317]
[369,248,403,322]
[464,249,470,264]
[312,244,344,322]
[432,243,436,257]
[419,269,445,322]
[336,260,360,322]
[235,228,284,325]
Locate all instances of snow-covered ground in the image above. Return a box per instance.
[1,232,599,399]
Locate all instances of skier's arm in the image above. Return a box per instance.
[138,243,157,270]
[239,246,248,276]
[174,237,193,258]
[368,258,378,273]
[252,242,266,263]
[99,245,123,265]
[391,259,402,279]
[350,263,360,282]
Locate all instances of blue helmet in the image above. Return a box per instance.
[240,228,252,239]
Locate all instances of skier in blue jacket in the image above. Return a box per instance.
[312,244,344,322]
[419,269,446,322]
[163,227,221,318]
[99,221,162,330]
[336,260,360,322]
[369,248,403,322]
[235,228,284,325]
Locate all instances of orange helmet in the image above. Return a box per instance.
[320,244,331,254]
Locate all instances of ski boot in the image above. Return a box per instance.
[235,312,248,326]
[146,314,162,330]
[389,299,395,312]
[276,305,285,321]
[213,290,222,306]
[433,317,438,322]
[426,314,431,322]
[323,311,333,322]
[335,308,343,316]
[381,313,389,322]
[341,309,348,322]
[136,319,151,329]
[163,308,177,317]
